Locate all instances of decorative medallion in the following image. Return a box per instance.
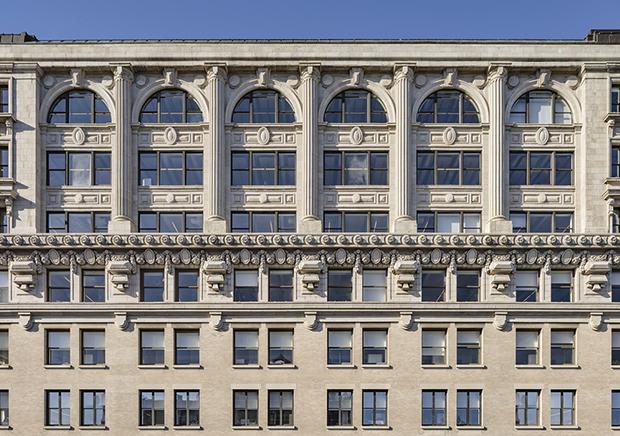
[507,75,520,88]
[443,126,457,145]
[164,126,177,145]
[42,75,56,88]
[535,127,550,145]
[134,75,148,88]
[321,74,334,88]
[350,126,364,145]
[228,75,241,88]
[72,127,86,145]
[257,126,270,145]
[414,74,427,88]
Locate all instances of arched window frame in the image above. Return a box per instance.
[416,90,480,124]
[324,90,387,124]
[509,90,572,125]
[231,89,295,124]
[139,89,203,124]
[47,90,111,124]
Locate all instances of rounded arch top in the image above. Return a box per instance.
[412,82,489,124]
[40,82,116,124]
[225,81,302,124]
[505,83,581,125]
[318,82,396,124]
[132,81,209,124]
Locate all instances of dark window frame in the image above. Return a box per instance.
[80,390,105,427]
[362,390,388,427]
[510,211,573,233]
[231,151,296,186]
[138,151,203,186]
[550,390,574,427]
[509,90,572,125]
[421,270,446,302]
[550,330,575,366]
[456,270,480,302]
[139,89,203,124]
[268,330,294,365]
[139,390,165,427]
[416,90,480,124]
[47,151,111,187]
[327,390,353,427]
[416,151,481,185]
[516,330,540,366]
[324,90,387,124]
[233,269,259,302]
[233,330,259,366]
[421,390,447,427]
[233,390,259,427]
[422,329,446,365]
[139,329,165,366]
[47,270,71,303]
[232,90,295,124]
[140,270,165,303]
[323,211,389,233]
[456,329,481,365]
[174,390,200,427]
[509,151,573,186]
[456,390,481,427]
[174,329,200,366]
[327,269,353,302]
[323,151,389,186]
[47,90,111,124]
[138,211,203,233]
[46,211,110,233]
[417,211,481,233]
[268,269,294,302]
[0,86,8,113]
[45,390,71,427]
[362,329,387,366]
[231,211,296,233]
[175,270,199,302]
[46,329,70,365]
[82,270,105,303]
[80,329,105,366]
[267,390,294,427]
[515,390,540,427]
[327,329,353,365]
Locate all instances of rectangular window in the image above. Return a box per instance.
[510,211,573,233]
[80,390,105,427]
[456,271,479,302]
[0,391,7,427]
[174,390,200,427]
[140,330,164,365]
[141,271,164,302]
[417,151,481,185]
[0,331,7,365]
[362,270,386,302]
[457,330,481,365]
[140,390,165,427]
[422,330,446,365]
[457,390,481,427]
[234,270,258,302]
[268,270,293,302]
[0,146,9,179]
[515,390,539,427]
[138,211,203,233]
[82,270,105,303]
[0,86,8,113]
[613,331,620,366]
[328,270,352,302]
[328,390,352,427]
[81,330,105,365]
[176,270,198,302]
[421,271,445,302]
[175,330,199,366]
[613,391,620,427]
[515,271,538,302]
[516,330,539,365]
[231,151,295,186]
[417,211,481,233]
[48,270,71,302]
[613,146,620,178]
[47,211,110,233]
[0,210,7,234]
[551,271,572,302]
[47,330,70,365]
[613,86,620,113]
[233,390,259,427]
[422,390,446,427]
[268,390,294,427]
[47,152,111,187]
[46,390,70,427]
[230,211,296,233]
[234,330,258,365]
[139,151,203,186]
[323,211,389,233]
[269,330,293,365]
[327,330,352,365]
[0,271,8,303]
[362,390,387,427]
[550,390,574,427]
[324,151,388,186]
[362,330,387,365]
[612,271,620,303]
[551,330,575,365]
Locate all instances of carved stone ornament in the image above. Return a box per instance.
[536,69,551,88]
[589,312,604,331]
[70,68,83,87]
[18,312,35,331]
[297,259,323,291]
[443,127,457,145]
[228,75,241,88]
[321,74,334,88]
[582,260,610,293]
[256,68,270,86]
[114,312,131,331]
[493,311,509,331]
[203,260,227,292]
[101,75,114,89]
[134,74,148,88]
[107,260,134,291]
[164,126,178,145]
[42,75,56,88]
[392,260,419,291]
[72,127,86,145]
[442,68,457,87]
[350,67,364,86]
[11,260,36,291]
[304,311,320,331]
[257,126,270,145]
[350,126,364,145]
[209,311,226,331]
[507,75,520,89]
[414,74,427,88]
[487,260,514,293]
[399,311,415,331]
[535,127,550,145]
[163,68,178,87]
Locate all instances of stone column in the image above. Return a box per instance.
[486,65,512,233]
[108,65,134,233]
[297,65,322,233]
[392,65,417,233]
[204,65,227,234]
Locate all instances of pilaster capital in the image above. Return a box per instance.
[205,64,227,83]
[111,64,134,83]
[299,63,320,83]
[487,63,509,83]
[393,64,415,83]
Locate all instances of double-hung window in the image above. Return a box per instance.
[81,330,105,365]
[233,391,259,427]
[550,390,574,427]
[47,152,111,187]
[231,151,295,186]
[268,270,293,302]
[328,330,352,365]
[551,330,575,365]
[0,271,7,303]
[422,330,446,365]
[47,270,71,303]
[324,151,388,185]
[457,330,481,365]
[516,330,539,365]
[0,391,7,427]
[140,330,164,365]
[175,390,200,427]
[82,271,105,302]
[0,86,8,113]
[362,330,387,365]
[613,271,620,302]
[327,391,353,427]
[141,271,164,302]
[362,390,387,427]
[268,330,293,365]
[613,331,620,366]
[613,391,620,427]
[362,270,386,302]
[175,330,199,366]
[268,390,294,427]
[176,270,198,302]
[234,330,258,365]
[551,271,572,302]
[47,330,70,365]
[515,271,538,302]
[422,390,446,427]
[515,390,540,427]
[421,271,445,302]
[140,390,165,427]
[456,271,479,302]
[327,270,352,302]
[234,270,258,302]
[457,390,481,427]
[0,331,7,365]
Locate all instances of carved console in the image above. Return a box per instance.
[392,260,419,292]
[487,260,514,294]
[10,260,36,291]
[202,261,228,293]
[582,260,611,294]
[107,260,134,292]
[297,259,323,292]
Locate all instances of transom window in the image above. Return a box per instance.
[138,211,203,233]
[509,151,573,186]
[232,90,295,124]
[47,151,111,187]
[324,90,387,124]
[323,211,388,233]
[417,151,481,185]
[324,152,388,186]
[417,211,481,233]
[231,211,296,233]
[231,151,295,186]
[47,211,110,233]
[139,90,202,123]
[510,211,573,233]
[48,90,111,124]
[417,90,480,124]
[509,90,572,124]
[139,152,203,186]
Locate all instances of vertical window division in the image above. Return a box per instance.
[268,270,293,302]
[138,211,203,233]
[139,151,203,186]
[231,151,295,186]
[139,90,203,123]
[268,330,293,365]
[0,86,8,113]
[613,391,620,427]
[457,330,481,365]
[46,330,70,365]
[516,330,539,365]
[0,271,9,303]
[234,330,258,365]
[417,90,480,124]
[362,330,387,365]
[176,270,199,302]
[327,390,353,427]
[422,330,446,365]
[234,270,259,302]
[323,211,389,233]
[230,211,296,233]
[324,151,388,186]
[456,271,480,302]
[417,211,481,233]
[81,330,105,365]
[141,270,165,302]
[515,390,540,427]
[612,271,620,303]
[362,270,387,302]
[514,270,539,302]
[612,146,620,178]
[457,390,481,427]
[46,390,70,427]
[421,390,447,427]
[140,390,165,427]
[550,390,574,427]
[613,331,620,366]
[47,152,111,187]
[140,330,165,366]
[362,390,387,427]
[175,330,199,366]
[47,211,110,233]
[509,90,572,124]
[416,151,481,185]
[421,270,446,302]
[509,151,573,186]
[268,390,294,427]
[550,330,575,366]
[324,90,387,124]
[232,90,295,124]
[0,331,7,365]
[233,390,259,427]
[80,390,105,427]
[48,90,111,124]
[327,330,352,365]
[327,270,353,302]
[613,86,620,113]
[47,270,71,302]
[174,390,200,427]
[0,210,7,234]
[0,391,7,427]
[551,271,573,302]
[82,270,105,303]
[510,211,573,233]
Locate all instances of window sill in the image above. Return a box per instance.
[0,426,11,431]
[79,425,108,430]
[137,364,167,369]
[327,426,356,430]
[361,425,391,430]
[421,425,450,430]
[0,365,11,370]
[549,364,580,369]
[232,364,262,369]
[267,425,297,430]
[361,364,392,369]
[44,426,73,430]
[267,364,297,369]
[550,425,579,430]
[515,364,545,369]
[612,365,620,370]
[44,364,73,369]
[232,425,261,430]
[455,364,486,369]
[173,364,202,369]
[456,426,486,430]
[78,364,108,370]
[421,364,451,369]
[515,426,545,430]
[138,425,167,430]
[327,364,356,369]
[172,426,203,430]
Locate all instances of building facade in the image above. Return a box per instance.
[0,30,619,434]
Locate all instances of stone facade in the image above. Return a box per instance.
[0,31,618,434]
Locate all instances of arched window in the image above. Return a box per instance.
[324,90,387,123]
[139,90,203,123]
[47,90,111,124]
[509,90,572,124]
[416,90,480,124]
[232,90,295,123]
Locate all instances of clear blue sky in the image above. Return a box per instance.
[4,0,620,40]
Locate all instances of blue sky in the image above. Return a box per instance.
[4,0,620,40]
